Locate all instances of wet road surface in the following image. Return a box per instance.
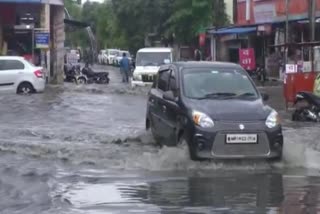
[1,65,320,213]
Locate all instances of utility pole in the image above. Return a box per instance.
[309,0,316,70]
[285,0,289,65]
[310,0,316,42]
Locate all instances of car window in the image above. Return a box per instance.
[136,52,171,66]
[182,67,258,99]
[0,60,25,70]
[169,69,177,91]
[157,69,170,92]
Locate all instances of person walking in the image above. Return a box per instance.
[194,48,202,61]
[119,52,130,83]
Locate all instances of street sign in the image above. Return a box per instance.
[239,48,256,71]
[35,32,50,49]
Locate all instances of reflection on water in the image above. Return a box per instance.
[60,172,320,213]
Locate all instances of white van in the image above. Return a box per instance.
[132,47,174,86]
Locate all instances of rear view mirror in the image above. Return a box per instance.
[163,91,176,102]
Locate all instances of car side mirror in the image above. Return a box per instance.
[261,93,269,101]
[163,91,176,102]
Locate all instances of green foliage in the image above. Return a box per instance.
[65,0,229,52]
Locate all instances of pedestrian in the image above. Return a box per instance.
[119,52,130,83]
[194,48,202,61]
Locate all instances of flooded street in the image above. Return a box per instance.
[1,65,320,214]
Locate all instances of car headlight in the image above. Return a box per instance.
[133,74,142,81]
[192,110,214,128]
[265,110,281,128]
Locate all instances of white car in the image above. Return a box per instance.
[114,50,131,66]
[0,56,45,94]
[98,50,107,64]
[132,47,174,87]
[106,49,120,65]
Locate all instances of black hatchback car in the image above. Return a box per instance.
[146,61,283,161]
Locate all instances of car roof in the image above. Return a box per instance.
[138,47,172,53]
[173,61,242,70]
[0,56,25,60]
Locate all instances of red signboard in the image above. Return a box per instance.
[239,48,256,70]
[199,33,206,47]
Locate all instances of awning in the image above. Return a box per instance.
[0,0,40,2]
[208,27,257,35]
[64,19,89,28]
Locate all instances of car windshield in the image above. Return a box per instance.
[109,50,118,55]
[136,52,171,66]
[119,51,130,57]
[183,68,258,100]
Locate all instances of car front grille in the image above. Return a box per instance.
[212,132,270,157]
[142,75,155,83]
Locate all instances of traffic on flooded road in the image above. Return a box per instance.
[1,65,320,213]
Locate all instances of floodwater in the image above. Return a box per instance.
[1,66,320,214]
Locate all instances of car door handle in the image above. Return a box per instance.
[18,72,24,74]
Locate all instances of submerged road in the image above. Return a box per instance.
[0,65,320,213]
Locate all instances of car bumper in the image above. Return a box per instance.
[33,78,46,93]
[131,80,153,87]
[188,122,283,160]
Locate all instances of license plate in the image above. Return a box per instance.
[226,134,258,144]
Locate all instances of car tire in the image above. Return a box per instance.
[77,77,87,84]
[269,153,283,162]
[17,82,34,95]
[178,135,203,161]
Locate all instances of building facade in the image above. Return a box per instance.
[209,0,320,77]
[0,0,65,84]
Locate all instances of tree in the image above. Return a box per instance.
[64,0,229,51]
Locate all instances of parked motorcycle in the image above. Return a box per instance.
[64,63,82,83]
[292,91,320,122]
[80,63,110,84]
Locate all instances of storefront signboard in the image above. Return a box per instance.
[239,48,256,70]
[285,64,297,74]
[35,32,50,49]
[253,2,276,24]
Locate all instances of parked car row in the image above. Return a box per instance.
[98,49,132,66]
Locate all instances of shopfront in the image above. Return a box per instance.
[0,0,65,84]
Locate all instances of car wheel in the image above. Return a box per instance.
[17,82,34,95]
[178,135,203,161]
[77,77,87,84]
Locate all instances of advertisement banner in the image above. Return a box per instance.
[239,48,256,70]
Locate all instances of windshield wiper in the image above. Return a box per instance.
[236,92,257,98]
[198,92,237,100]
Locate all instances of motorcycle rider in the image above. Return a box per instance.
[119,52,130,83]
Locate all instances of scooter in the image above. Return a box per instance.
[292,91,320,122]
[80,63,110,84]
